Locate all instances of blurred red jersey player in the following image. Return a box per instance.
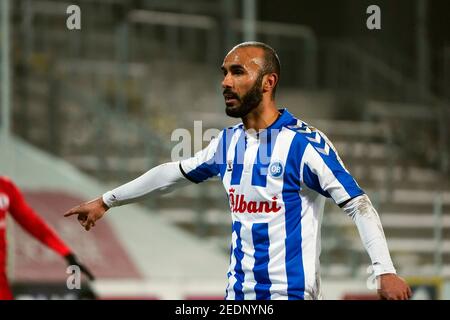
[0,176,94,300]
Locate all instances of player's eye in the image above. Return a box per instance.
[231,68,245,76]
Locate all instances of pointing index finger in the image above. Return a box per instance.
[64,211,75,217]
[64,207,79,217]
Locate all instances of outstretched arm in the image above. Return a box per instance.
[341,194,412,300]
[102,161,189,207]
[65,161,189,230]
[65,130,224,231]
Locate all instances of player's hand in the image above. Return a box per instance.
[64,253,96,281]
[64,197,109,231]
[377,273,412,300]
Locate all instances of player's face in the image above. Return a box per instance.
[221,47,265,118]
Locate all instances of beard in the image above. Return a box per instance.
[224,73,264,118]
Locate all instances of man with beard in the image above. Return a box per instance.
[64,42,411,300]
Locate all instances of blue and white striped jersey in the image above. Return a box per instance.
[180,109,364,300]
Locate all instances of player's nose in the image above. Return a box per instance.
[222,73,233,89]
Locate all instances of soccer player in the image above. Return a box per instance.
[0,176,94,300]
[64,42,411,300]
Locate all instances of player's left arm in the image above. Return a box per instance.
[301,129,411,300]
[340,194,411,300]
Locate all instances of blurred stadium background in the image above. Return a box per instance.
[0,0,449,299]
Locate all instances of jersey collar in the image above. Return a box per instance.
[266,108,294,131]
[242,108,295,141]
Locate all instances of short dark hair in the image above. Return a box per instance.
[232,41,281,97]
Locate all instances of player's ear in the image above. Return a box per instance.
[263,73,278,94]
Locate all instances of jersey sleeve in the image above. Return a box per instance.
[6,180,71,256]
[179,131,224,184]
[300,130,364,205]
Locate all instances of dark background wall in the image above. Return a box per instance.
[259,0,449,61]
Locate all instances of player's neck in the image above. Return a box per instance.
[242,100,279,132]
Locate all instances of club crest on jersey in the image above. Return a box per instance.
[0,193,9,210]
[228,188,281,214]
[268,161,284,178]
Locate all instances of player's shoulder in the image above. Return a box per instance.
[283,118,324,139]
[283,117,338,154]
